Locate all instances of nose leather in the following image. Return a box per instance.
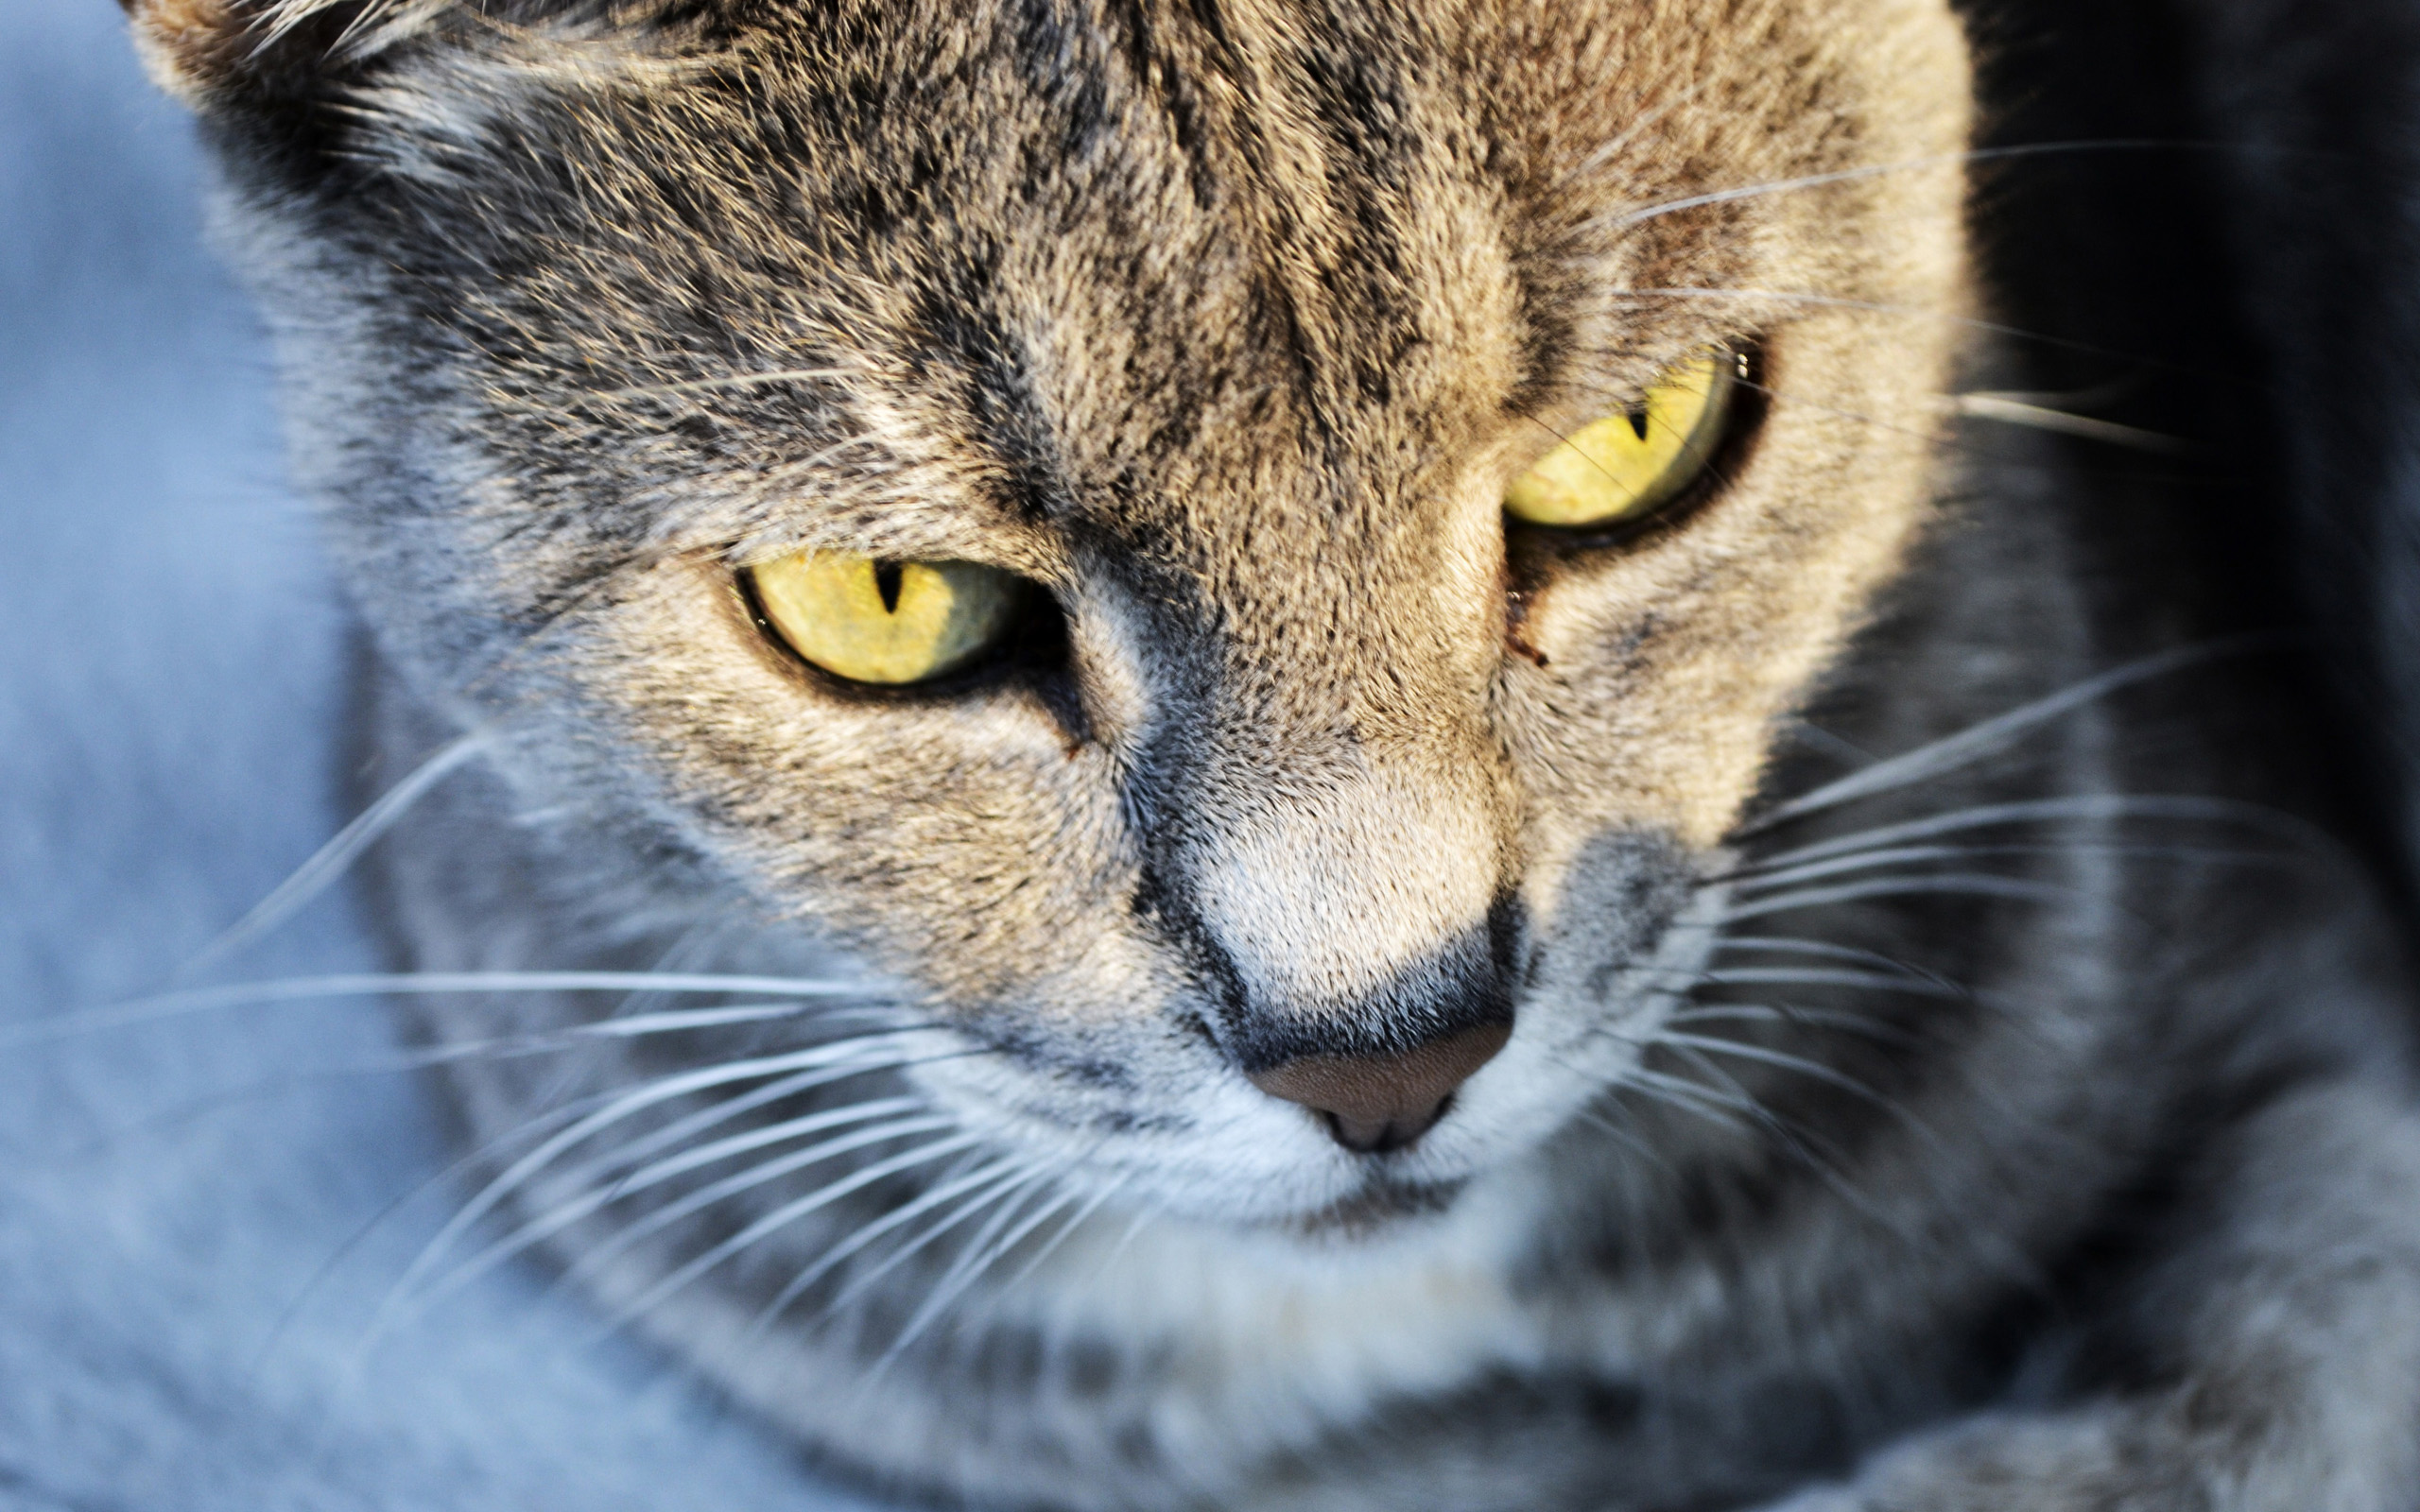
[1247,1021,1512,1153]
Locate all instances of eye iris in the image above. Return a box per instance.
[750,552,1019,685]
[1504,352,1735,528]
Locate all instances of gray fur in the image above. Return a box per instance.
[95,0,2420,1506]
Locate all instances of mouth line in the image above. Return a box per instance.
[1270,1168,1471,1238]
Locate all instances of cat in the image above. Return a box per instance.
[111,0,2420,1506]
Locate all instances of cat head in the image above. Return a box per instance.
[132,0,1972,1228]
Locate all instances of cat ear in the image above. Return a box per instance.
[122,0,452,110]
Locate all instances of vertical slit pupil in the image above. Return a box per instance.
[874,560,904,614]
[1626,407,1651,441]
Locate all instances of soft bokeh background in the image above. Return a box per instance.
[0,4,877,1504]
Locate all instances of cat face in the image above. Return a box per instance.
[143,0,1970,1227]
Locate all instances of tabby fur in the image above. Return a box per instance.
[124,0,2420,1506]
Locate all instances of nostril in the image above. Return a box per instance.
[1246,1021,1512,1154]
[1320,1105,1442,1156]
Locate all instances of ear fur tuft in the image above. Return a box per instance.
[123,0,454,110]
[124,0,254,106]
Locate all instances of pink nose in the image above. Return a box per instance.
[1246,1021,1512,1153]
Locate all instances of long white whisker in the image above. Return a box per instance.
[751,1154,1031,1335]
[1084,1201,1162,1290]
[405,1005,919,1070]
[417,1106,951,1317]
[251,1072,663,1372]
[1664,1004,1913,1043]
[1568,368,2118,474]
[1649,1030,1927,1133]
[1574,1106,1683,1173]
[1951,393,2186,453]
[10,971,905,1047]
[183,731,493,976]
[1707,935,1954,984]
[55,1022,930,1160]
[1603,140,2204,232]
[996,1171,1128,1295]
[382,1016,929,1083]
[599,1132,984,1337]
[253,1041,946,1335]
[1726,840,2279,895]
[558,1113,959,1289]
[878,1167,1080,1362]
[1737,794,2311,872]
[1737,641,2278,835]
[1691,967,1966,999]
[1719,874,2077,922]
[562,1046,979,1205]
[879,1175,1130,1382]
[1616,1066,1759,1135]
[454,1093,932,1267]
[1640,1046,1910,1234]
[914,1162,1065,1295]
[822,1159,1045,1315]
[1567,81,1707,180]
[376,1033,937,1333]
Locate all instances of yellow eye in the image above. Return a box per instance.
[1504,352,1737,529]
[749,551,1021,685]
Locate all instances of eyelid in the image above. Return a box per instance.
[729,524,1066,586]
